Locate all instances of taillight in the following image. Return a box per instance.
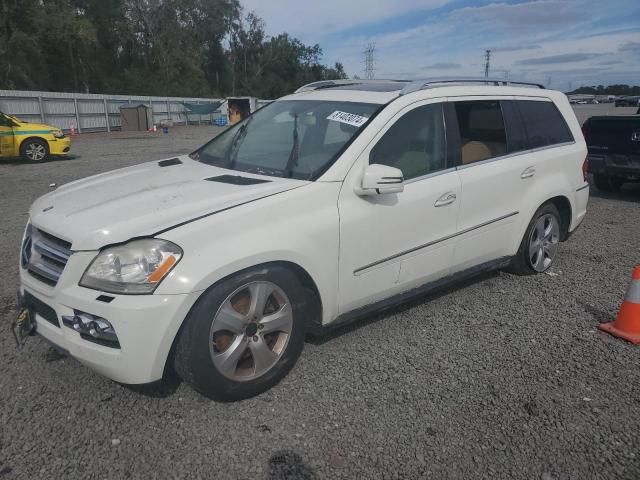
[582,157,589,182]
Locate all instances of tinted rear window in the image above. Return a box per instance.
[584,117,640,152]
[500,100,527,154]
[517,100,573,149]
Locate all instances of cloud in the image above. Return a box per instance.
[237,0,640,87]
[619,41,640,52]
[597,59,623,65]
[422,62,461,70]
[516,53,604,65]
[489,44,541,52]
[239,0,450,39]
[541,67,607,75]
[449,0,588,30]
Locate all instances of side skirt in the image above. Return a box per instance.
[309,256,511,336]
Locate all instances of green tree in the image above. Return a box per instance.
[0,0,48,90]
[0,0,349,97]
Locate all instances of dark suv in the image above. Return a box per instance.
[584,115,640,191]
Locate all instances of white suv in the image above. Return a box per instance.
[17,79,589,400]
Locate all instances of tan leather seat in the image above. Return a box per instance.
[461,141,506,164]
[462,141,492,164]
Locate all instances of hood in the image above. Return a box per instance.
[15,121,58,131]
[29,155,307,250]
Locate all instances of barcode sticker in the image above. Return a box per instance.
[326,111,369,128]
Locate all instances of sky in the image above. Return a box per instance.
[240,0,640,90]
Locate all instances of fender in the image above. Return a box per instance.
[509,170,574,254]
[157,181,341,327]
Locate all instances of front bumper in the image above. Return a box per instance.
[49,136,72,156]
[19,250,200,384]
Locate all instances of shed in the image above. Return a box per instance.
[119,104,151,131]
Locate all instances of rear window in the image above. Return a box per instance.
[500,101,527,154]
[517,100,573,149]
[586,118,639,133]
[584,117,640,152]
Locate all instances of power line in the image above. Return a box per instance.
[364,43,376,80]
[484,49,491,78]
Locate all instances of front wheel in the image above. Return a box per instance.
[20,138,50,163]
[173,265,307,401]
[508,203,561,275]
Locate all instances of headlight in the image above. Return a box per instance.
[80,239,182,294]
[52,130,65,139]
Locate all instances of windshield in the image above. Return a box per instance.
[2,113,22,125]
[192,100,379,180]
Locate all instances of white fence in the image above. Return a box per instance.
[0,90,226,133]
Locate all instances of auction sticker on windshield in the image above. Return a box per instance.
[326,111,369,128]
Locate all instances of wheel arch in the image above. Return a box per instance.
[18,136,50,157]
[162,260,324,379]
[546,195,572,241]
[510,191,574,257]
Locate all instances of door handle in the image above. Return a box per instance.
[434,192,457,207]
[521,166,536,179]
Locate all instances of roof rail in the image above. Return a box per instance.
[294,79,409,93]
[399,78,545,95]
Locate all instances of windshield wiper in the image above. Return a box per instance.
[244,166,283,177]
[284,114,300,178]
[227,117,253,169]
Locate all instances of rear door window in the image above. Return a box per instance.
[516,100,574,149]
[453,101,507,164]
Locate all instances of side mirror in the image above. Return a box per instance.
[355,164,404,196]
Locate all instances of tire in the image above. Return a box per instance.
[593,174,623,192]
[508,203,561,275]
[20,138,50,163]
[173,265,307,401]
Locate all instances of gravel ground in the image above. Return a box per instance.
[1,110,640,479]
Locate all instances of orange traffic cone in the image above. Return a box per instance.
[599,265,640,344]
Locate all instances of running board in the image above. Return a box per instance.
[309,257,511,336]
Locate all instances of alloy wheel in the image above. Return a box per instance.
[209,281,293,381]
[25,143,46,162]
[528,214,559,272]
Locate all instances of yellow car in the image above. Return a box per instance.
[0,112,71,163]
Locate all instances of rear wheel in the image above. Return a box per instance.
[173,265,307,401]
[508,203,561,275]
[593,174,623,192]
[20,138,49,163]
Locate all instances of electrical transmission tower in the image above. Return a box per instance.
[364,43,376,80]
[484,49,491,78]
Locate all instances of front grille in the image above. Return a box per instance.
[24,227,72,286]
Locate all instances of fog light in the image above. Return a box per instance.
[62,311,120,348]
